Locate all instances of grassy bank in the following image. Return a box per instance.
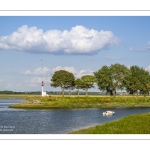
[9,95,150,109]
[69,112,150,134]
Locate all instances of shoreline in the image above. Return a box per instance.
[68,112,150,134]
[8,95,150,109]
[9,105,150,109]
[2,95,150,134]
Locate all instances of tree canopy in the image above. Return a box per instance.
[94,63,129,96]
[74,78,84,96]
[50,63,150,97]
[51,70,75,96]
[94,65,111,95]
[125,66,150,96]
[81,75,97,96]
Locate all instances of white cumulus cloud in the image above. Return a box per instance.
[76,69,93,78]
[53,66,78,74]
[22,67,51,75]
[22,66,94,79]
[27,77,50,84]
[53,66,93,78]
[145,65,150,72]
[0,25,120,55]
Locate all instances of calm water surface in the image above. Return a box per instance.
[0,98,150,134]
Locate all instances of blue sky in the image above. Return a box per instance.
[0,16,150,92]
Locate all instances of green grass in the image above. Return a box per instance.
[9,95,150,109]
[69,112,150,134]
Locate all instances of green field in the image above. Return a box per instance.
[69,112,150,134]
[8,95,150,109]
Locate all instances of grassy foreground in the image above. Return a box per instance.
[69,112,150,134]
[9,95,150,109]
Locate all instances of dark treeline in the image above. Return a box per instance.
[51,63,150,97]
[0,90,104,95]
[0,91,41,95]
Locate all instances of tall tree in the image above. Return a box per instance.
[94,65,112,95]
[146,82,150,95]
[74,78,84,96]
[110,63,130,96]
[94,63,129,96]
[125,66,150,96]
[138,68,150,96]
[81,75,97,96]
[50,70,75,97]
[125,66,141,95]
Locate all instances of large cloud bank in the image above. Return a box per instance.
[0,25,119,54]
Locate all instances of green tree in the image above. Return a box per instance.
[146,82,150,95]
[138,68,150,96]
[75,78,84,96]
[110,63,130,96]
[94,63,129,96]
[125,66,141,96]
[51,70,75,97]
[81,75,97,96]
[125,66,150,96]
[94,65,112,95]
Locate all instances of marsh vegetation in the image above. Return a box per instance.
[9,95,150,109]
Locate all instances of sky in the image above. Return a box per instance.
[0,16,150,92]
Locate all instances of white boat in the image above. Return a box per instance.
[103,110,115,116]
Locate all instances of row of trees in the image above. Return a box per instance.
[50,70,96,96]
[50,63,150,97]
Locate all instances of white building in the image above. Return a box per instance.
[41,81,47,96]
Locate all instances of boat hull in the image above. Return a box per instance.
[103,111,115,116]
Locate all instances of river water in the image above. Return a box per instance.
[0,98,150,134]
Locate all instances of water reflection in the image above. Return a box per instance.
[0,99,150,134]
